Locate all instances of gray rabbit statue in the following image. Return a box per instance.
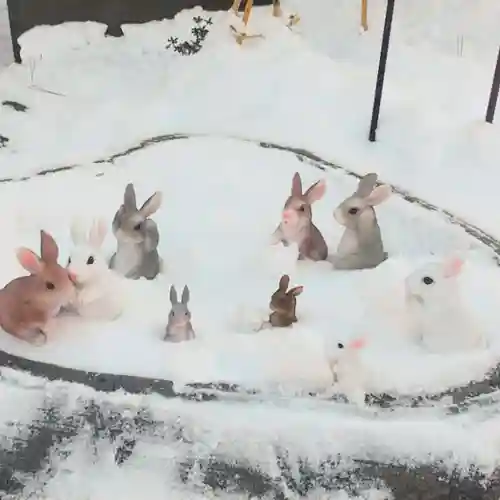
[332,173,392,270]
[164,285,195,342]
[109,183,163,280]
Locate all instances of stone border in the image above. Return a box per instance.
[0,132,500,413]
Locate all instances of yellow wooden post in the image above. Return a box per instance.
[361,0,368,31]
[230,0,263,45]
[242,0,253,26]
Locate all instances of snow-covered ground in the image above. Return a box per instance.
[1,134,499,397]
[0,0,500,498]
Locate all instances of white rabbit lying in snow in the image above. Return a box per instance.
[404,256,486,353]
[67,218,124,321]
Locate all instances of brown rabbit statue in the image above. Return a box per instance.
[256,274,304,331]
[0,230,76,345]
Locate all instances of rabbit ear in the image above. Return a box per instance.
[288,285,304,296]
[356,173,378,197]
[291,172,302,197]
[139,192,162,218]
[304,179,326,205]
[70,219,87,245]
[365,184,392,206]
[278,274,290,291]
[348,338,366,350]
[442,256,464,278]
[89,218,107,248]
[181,285,190,304]
[16,248,44,275]
[124,183,137,211]
[169,285,178,305]
[40,230,59,264]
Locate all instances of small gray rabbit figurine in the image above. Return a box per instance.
[109,183,163,280]
[332,173,392,270]
[164,285,195,342]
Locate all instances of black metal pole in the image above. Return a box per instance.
[368,0,395,142]
[486,46,500,124]
[6,0,21,64]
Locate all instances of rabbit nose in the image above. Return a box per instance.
[282,209,294,221]
[67,271,78,284]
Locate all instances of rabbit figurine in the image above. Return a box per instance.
[0,230,76,345]
[332,173,392,270]
[67,218,124,321]
[164,285,195,342]
[271,172,328,261]
[109,183,163,280]
[256,274,304,331]
[327,338,368,406]
[404,257,485,352]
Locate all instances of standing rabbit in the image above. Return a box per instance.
[67,218,124,321]
[405,257,485,352]
[256,274,304,330]
[271,172,328,261]
[332,173,392,270]
[327,338,368,406]
[109,183,163,280]
[0,230,76,345]
[164,285,195,342]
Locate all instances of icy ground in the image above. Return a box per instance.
[0,0,499,498]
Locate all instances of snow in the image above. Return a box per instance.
[0,0,499,496]
[0,135,498,398]
[2,367,500,500]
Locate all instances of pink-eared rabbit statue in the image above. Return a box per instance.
[272,172,328,261]
[0,230,76,345]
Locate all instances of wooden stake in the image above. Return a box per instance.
[230,0,265,45]
[273,0,282,17]
[231,0,243,15]
[242,0,253,26]
[361,0,368,31]
[230,25,264,45]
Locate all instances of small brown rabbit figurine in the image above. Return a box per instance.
[256,275,304,331]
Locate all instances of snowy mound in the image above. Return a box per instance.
[0,136,499,397]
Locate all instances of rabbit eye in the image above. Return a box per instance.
[134,223,142,231]
[46,282,55,290]
[185,312,188,316]
[337,342,344,349]
[87,256,95,265]
[348,207,359,215]
[298,205,305,212]
[422,276,434,285]
[67,257,71,265]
